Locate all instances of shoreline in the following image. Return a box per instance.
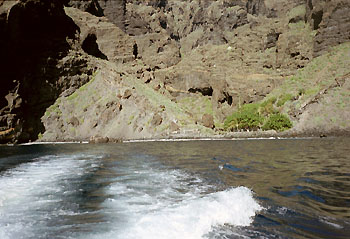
[0,137,317,147]
[6,135,349,146]
[1,128,349,146]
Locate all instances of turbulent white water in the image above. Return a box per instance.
[117,188,260,239]
[0,153,261,239]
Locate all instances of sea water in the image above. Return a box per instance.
[0,138,349,238]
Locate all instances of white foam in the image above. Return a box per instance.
[0,154,101,239]
[19,141,89,146]
[319,216,343,229]
[0,153,262,239]
[120,187,261,239]
[88,159,261,239]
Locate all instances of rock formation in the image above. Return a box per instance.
[306,0,350,56]
[0,0,349,143]
[0,0,93,143]
[68,0,126,30]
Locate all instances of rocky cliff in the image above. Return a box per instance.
[0,0,349,143]
[0,0,95,143]
[306,0,350,56]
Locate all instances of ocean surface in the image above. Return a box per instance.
[0,138,349,239]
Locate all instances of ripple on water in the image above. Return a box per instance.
[0,153,105,239]
[85,158,262,239]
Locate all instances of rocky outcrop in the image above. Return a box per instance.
[306,0,350,56]
[0,0,95,143]
[246,0,267,16]
[262,0,305,18]
[68,0,126,30]
[134,31,181,69]
[40,59,214,141]
[293,72,350,135]
[202,114,215,129]
[64,6,135,63]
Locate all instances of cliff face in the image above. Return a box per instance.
[68,0,126,30]
[0,0,95,143]
[306,0,350,56]
[0,0,349,143]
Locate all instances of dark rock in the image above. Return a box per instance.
[65,7,135,63]
[82,33,108,60]
[246,0,267,16]
[68,0,126,30]
[67,0,104,17]
[306,0,350,56]
[151,113,162,126]
[110,137,123,143]
[189,87,213,96]
[68,116,80,127]
[153,84,161,91]
[264,30,280,49]
[117,103,123,111]
[0,0,80,143]
[123,89,132,99]
[202,114,215,129]
[89,135,109,143]
[142,71,154,83]
[0,127,15,144]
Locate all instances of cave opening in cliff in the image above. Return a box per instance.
[133,43,138,59]
[160,19,167,29]
[157,0,168,9]
[189,87,213,96]
[170,33,180,41]
[82,34,108,60]
[226,95,233,106]
[219,93,233,106]
[312,10,323,30]
[308,0,313,11]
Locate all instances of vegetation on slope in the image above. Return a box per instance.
[223,98,292,132]
[224,42,350,133]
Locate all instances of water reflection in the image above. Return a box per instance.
[125,138,350,238]
[134,138,350,220]
[0,138,350,238]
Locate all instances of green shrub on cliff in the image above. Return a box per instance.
[262,113,292,131]
[277,93,294,107]
[259,97,277,115]
[45,99,62,117]
[224,103,263,131]
[224,99,293,132]
[37,132,43,140]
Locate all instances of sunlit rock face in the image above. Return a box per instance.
[68,0,126,30]
[306,0,350,56]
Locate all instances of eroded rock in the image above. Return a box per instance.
[151,113,162,126]
[0,0,82,143]
[89,135,109,143]
[64,6,135,63]
[68,0,126,30]
[306,0,350,56]
[202,114,215,129]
